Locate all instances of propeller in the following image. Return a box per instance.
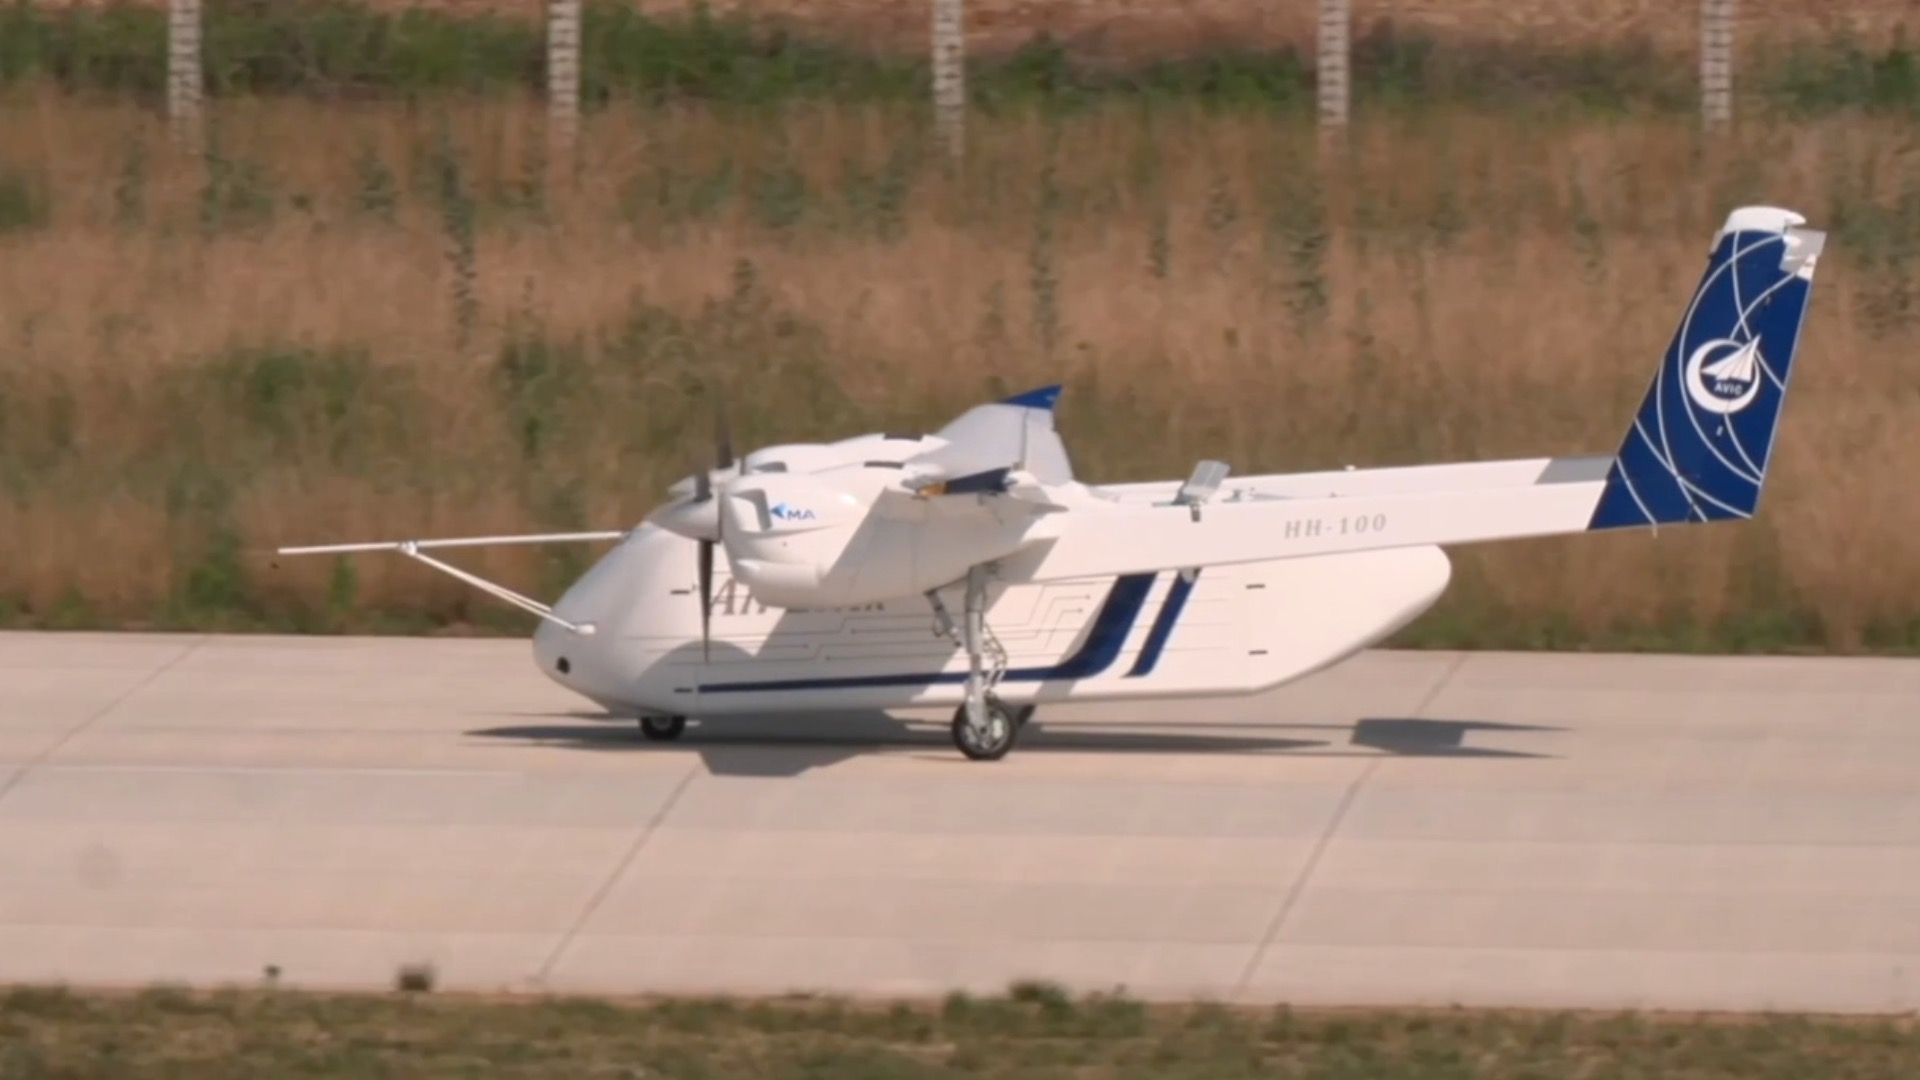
[693,398,736,661]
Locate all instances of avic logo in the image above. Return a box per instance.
[1684,337,1765,415]
[769,502,817,523]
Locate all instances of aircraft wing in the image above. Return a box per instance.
[998,454,1616,582]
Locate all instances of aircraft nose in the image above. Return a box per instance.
[531,616,631,715]
[532,619,575,684]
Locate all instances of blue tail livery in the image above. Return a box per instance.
[1588,206,1824,530]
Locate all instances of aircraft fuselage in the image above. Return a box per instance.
[532,524,1452,719]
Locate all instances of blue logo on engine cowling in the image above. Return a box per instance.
[769,502,817,523]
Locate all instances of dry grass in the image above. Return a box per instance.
[1,983,1916,1077]
[2,89,1917,645]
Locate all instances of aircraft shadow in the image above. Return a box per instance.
[466,713,1561,778]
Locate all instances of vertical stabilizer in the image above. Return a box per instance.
[1587,206,1824,530]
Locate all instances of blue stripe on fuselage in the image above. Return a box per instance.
[1126,569,1198,678]
[696,573,1159,694]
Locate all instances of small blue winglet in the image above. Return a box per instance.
[999,384,1063,410]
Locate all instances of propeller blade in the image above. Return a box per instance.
[707,390,732,666]
[685,386,736,663]
[714,393,735,473]
[697,537,714,662]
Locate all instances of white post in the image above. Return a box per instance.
[932,0,965,161]
[548,0,582,161]
[1317,0,1350,132]
[1701,0,1734,128]
[167,0,203,150]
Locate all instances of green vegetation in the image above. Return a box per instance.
[0,0,1919,115]
[1,2,1917,650]
[3,95,1918,650]
[1,983,1915,1078]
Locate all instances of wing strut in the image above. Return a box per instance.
[274,531,628,636]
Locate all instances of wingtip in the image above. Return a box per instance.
[999,384,1063,410]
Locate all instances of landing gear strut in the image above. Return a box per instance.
[638,714,687,741]
[930,565,1024,761]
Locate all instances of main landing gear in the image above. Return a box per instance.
[948,698,1035,760]
[639,707,1032,758]
[638,714,687,741]
[928,565,1035,762]
[644,562,1038,761]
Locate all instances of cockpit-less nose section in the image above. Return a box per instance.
[278,207,1826,762]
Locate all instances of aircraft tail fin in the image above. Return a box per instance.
[1587,206,1825,531]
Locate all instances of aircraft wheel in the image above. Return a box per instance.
[952,699,1018,761]
[639,714,688,741]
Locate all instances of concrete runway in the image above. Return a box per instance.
[2,630,1918,1013]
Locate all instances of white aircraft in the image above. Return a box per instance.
[279,206,1824,761]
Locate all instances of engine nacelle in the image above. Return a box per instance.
[741,433,930,476]
[650,434,935,544]
[717,465,1035,609]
